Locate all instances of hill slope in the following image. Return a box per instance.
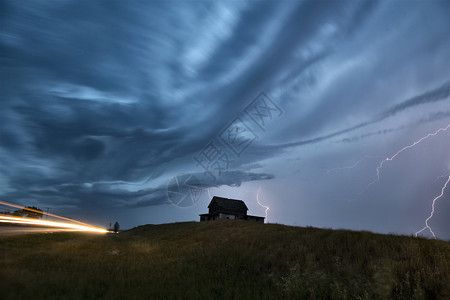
[1,221,449,299]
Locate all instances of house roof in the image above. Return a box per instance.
[208,196,248,211]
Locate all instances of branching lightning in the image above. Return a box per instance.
[415,175,450,239]
[433,170,450,183]
[256,187,269,223]
[352,124,450,238]
[0,200,108,233]
[326,155,383,174]
[360,125,450,194]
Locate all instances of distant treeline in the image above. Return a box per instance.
[0,206,44,219]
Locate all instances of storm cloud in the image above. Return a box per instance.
[1,0,449,238]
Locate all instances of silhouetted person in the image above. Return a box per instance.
[113,222,120,233]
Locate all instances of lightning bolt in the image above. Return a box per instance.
[351,124,450,238]
[207,188,212,199]
[415,175,450,239]
[360,124,450,195]
[326,155,383,174]
[256,187,269,223]
[433,170,450,183]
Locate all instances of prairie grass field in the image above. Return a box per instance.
[1,220,449,299]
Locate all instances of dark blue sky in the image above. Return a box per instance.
[1,0,449,238]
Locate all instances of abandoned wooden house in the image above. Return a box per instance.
[199,196,265,223]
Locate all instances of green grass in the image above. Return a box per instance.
[1,221,449,299]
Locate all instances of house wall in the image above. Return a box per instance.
[219,213,236,220]
[208,200,247,216]
[209,202,218,214]
[247,216,264,223]
[200,211,264,222]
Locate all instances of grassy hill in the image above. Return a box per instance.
[1,221,449,299]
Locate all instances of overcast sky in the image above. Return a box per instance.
[1,0,449,238]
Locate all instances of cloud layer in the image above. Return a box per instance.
[1,0,449,238]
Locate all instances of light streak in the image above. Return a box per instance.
[326,155,383,174]
[0,215,108,233]
[360,125,450,194]
[415,175,450,239]
[0,200,108,233]
[0,200,89,226]
[256,187,269,223]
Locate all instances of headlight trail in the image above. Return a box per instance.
[0,200,90,226]
[415,175,450,239]
[0,215,108,233]
[256,187,269,223]
[0,200,108,233]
